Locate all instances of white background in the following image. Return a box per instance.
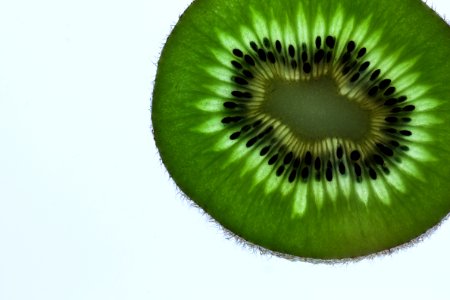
[1,0,450,299]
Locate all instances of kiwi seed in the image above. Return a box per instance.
[152,0,450,260]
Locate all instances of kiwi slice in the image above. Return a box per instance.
[152,0,450,260]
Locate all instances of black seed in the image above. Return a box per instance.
[305,151,312,165]
[338,162,346,174]
[384,98,397,106]
[337,146,343,159]
[314,157,321,170]
[403,105,415,112]
[284,152,294,165]
[276,166,285,176]
[231,91,243,98]
[250,41,258,52]
[242,70,254,79]
[258,49,267,61]
[326,51,332,62]
[354,163,362,177]
[288,170,297,183]
[303,63,312,73]
[246,137,258,148]
[242,92,252,98]
[347,41,356,52]
[369,168,377,180]
[370,69,381,80]
[398,96,407,102]
[267,51,276,63]
[301,51,308,62]
[268,154,278,165]
[315,36,322,49]
[232,49,243,57]
[314,49,325,63]
[244,55,255,66]
[260,145,270,156]
[256,130,267,138]
[350,72,360,82]
[399,130,412,136]
[301,167,309,179]
[373,154,384,165]
[232,91,250,98]
[291,60,298,69]
[230,131,241,140]
[377,143,394,156]
[359,61,370,72]
[342,65,352,75]
[391,107,402,113]
[264,126,274,134]
[402,117,412,123]
[400,145,410,151]
[326,36,335,48]
[326,167,333,182]
[379,79,391,89]
[342,52,351,63]
[224,102,238,109]
[390,140,400,147]
[221,117,232,124]
[263,37,270,48]
[288,45,295,58]
[231,61,242,69]
[350,150,361,161]
[357,48,366,58]
[368,86,379,96]
[384,128,397,134]
[221,116,243,124]
[293,158,301,168]
[385,116,398,123]
[253,120,262,127]
[275,40,282,53]
[384,87,396,96]
[234,77,248,85]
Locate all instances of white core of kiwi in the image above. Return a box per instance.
[262,77,372,140]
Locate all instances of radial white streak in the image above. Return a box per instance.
[354,179,370,205]
[371,177,390,205]
[292,183,308,216]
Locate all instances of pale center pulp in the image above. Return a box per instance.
[262,77,371,140]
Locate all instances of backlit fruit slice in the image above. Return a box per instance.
[152,0,450,260]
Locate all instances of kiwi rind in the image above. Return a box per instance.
[152,0,450,260]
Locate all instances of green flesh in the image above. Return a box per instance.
[152,0,450,260]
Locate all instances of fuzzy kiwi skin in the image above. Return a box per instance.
[152,0,450,260]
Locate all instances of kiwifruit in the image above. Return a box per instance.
[152,0,450,261]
